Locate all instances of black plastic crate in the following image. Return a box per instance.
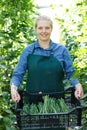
[15,87,82,130]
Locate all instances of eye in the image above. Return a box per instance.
[45,27,50,29]
[38,27,43,30]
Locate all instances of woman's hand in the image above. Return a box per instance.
[11,85,21,102]
[74,83,84,99]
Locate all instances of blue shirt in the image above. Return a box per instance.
[10,40,79,88]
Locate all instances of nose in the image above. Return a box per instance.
[42,28,46,32]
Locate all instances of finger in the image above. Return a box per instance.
[12,96,20,102]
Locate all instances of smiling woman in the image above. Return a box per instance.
[35,15,53,49]
[10,15,83,103]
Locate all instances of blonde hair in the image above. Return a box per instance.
[35,15,53,29]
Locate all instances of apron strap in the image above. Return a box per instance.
[32,45,35,54]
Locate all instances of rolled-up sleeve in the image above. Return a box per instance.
[10,46,32,88]
[63,47,79,86]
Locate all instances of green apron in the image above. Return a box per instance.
[26,49,64,93]
[26,48,65,130]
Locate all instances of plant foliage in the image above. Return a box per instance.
[0,0,38,129]
[54,0,87,128]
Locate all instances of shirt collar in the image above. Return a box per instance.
[34,40,53,51]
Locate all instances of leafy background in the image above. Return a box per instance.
[54,0,87,129]
[0,0,38,129]
[0,0,87,129]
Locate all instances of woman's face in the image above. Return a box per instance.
[35,20,52,43]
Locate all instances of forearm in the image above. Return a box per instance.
[11,84,18,91]
[67,73,84,99]
[10,69,26,88]
[10,76,22,88]
[70,78,79,87]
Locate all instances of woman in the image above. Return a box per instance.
[10,15,83,102]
